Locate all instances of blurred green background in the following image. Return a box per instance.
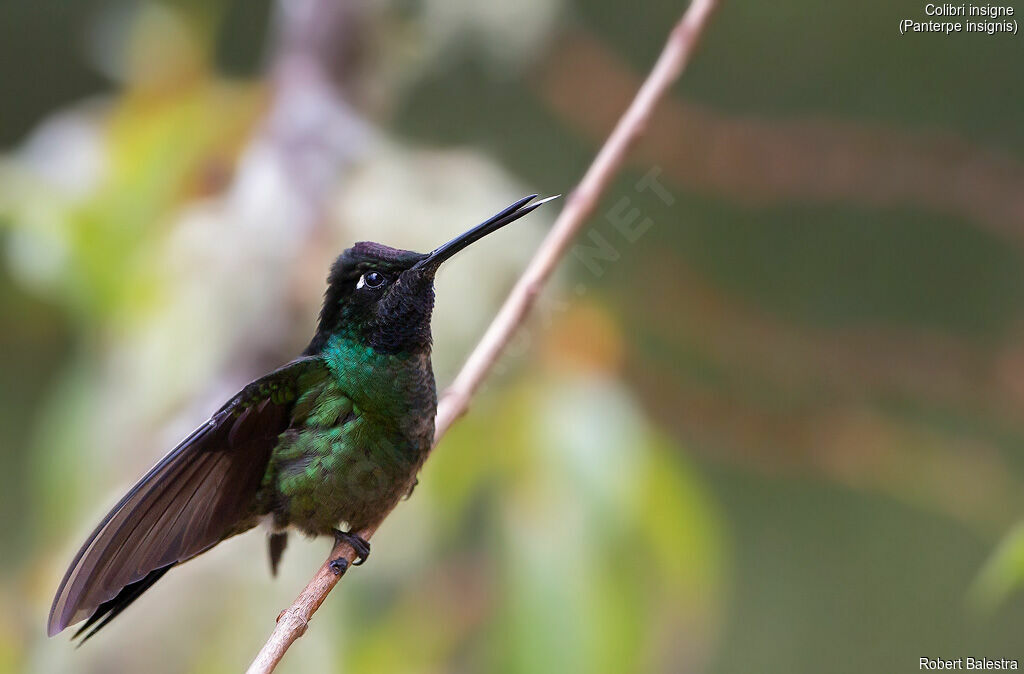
[2,0,1023,672]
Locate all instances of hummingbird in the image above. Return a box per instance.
[48,194,557,643]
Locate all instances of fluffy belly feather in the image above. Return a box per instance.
[270,414,427,534]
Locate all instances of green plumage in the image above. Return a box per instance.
[258,335,435,536]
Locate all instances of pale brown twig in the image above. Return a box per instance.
[246,2,722,671]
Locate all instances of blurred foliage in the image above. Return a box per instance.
[343,364,724,673]
[1,0,1024,673]
[971,522,1024,613]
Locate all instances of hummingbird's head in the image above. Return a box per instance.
[310,194,558,355]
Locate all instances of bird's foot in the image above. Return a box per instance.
[332,529,371,566]
[328,557,349,576]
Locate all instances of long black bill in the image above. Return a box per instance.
[414,194,560,272]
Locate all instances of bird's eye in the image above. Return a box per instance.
[358,271,386,290]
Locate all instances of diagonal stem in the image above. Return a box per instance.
[246,2,722,672]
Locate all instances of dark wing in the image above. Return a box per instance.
[48,356,329,637]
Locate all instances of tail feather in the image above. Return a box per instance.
[268,532,288,577]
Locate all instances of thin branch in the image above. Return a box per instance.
[246,2,722,672]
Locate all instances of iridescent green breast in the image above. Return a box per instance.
[262,335,436,535]
[320,334,437,436]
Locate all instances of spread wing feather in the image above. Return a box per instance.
[48,356,328,637]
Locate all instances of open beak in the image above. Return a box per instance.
[413,194,560,272]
